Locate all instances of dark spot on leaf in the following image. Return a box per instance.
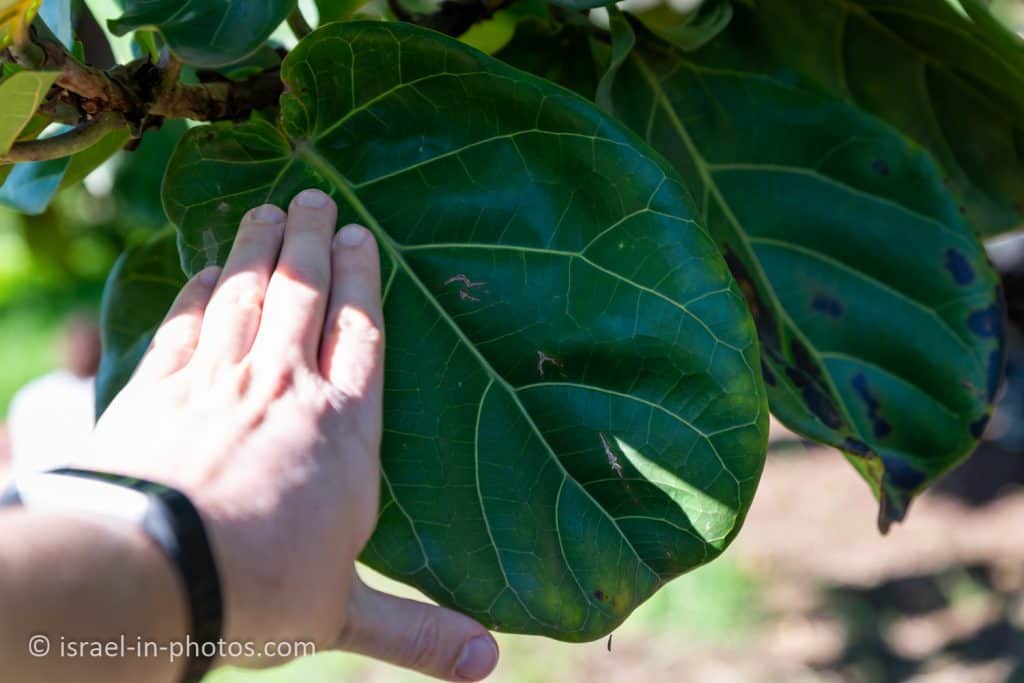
[852,372,891,439]
[777,342,843,430]
[593,589,605,601]
[811,294,843,317]
[967,304,1003,338]
[881,454,926,492]
[959,206,967,215]
[969,414,990,438]
[843,437,871,456]
[723,249,780,351]
[871,159,890,176]
[944,249,975,285]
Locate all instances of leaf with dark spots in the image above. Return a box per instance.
[852,373,891,439]
[562,15,1007,528]
[811,295,843,318]
[945,248,975,285]
[969,414,990,439]
[147,22,768,640]
[843,437,871,457]
[692,0,1024,237]
[967,304,1003,338]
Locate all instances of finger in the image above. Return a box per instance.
[191,205,286,370]
[319,224,384,399]
[133,266,221,381]
[251,189,337,367]
[341,577,498,682]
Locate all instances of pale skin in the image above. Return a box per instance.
[0,189,500,682]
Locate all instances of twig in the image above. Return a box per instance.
[287,8,313,39]
[1,112,127,163]
[149,68,284,121]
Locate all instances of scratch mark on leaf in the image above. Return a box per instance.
[599,432,624,479]
[445,273,487,288]
[537,351,563,377]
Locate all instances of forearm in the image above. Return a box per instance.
[0,508,187,683]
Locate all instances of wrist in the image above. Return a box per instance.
[0,508,188,683]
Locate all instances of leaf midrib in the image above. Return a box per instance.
[295,142,663,585]
[630,51,865,445]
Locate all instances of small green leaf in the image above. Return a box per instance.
[698,0,1024,236]
[59,127,130,189]
[634,0,733,51]
[0,70,58,155]
[96,230,186,417]
[315,0,371,23]
[496,17,603,99]
[458,0,549,55]
[109,0,297,67]
[159,21,767,639]
[595,6,634,114]
[600,18,1005,529]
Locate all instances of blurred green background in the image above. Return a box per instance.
[1,2,1024,682]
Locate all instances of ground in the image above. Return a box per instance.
[200,425,1024,683]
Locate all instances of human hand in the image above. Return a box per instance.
[86,189,499,681]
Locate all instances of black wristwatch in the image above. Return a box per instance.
[1,468,224,683]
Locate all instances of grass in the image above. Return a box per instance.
[208,556,762,683]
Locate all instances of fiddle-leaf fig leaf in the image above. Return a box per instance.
[157,21,767,639]
[700,0,1024,236]
[0,70,57,155]
[108,0,297,68]
[96,229,186,418]
[601,17,1005,530]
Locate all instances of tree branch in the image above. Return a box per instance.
[149,68,284,121]
[1,112,127,164]
[287,8,313,39]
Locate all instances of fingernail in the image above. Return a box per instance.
[296,188,330,208]
[250,204,285,223]
[198,266,221,287]
[336,224,368,247]
[455,636,497,681]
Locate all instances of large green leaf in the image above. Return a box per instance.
[697,0,1024,237]
[113,119,186,227]
[108,0,296,67]
[96,229,186,418]
[155,21,766,639]
[597,18,1005,529]
[0,70,57,155]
